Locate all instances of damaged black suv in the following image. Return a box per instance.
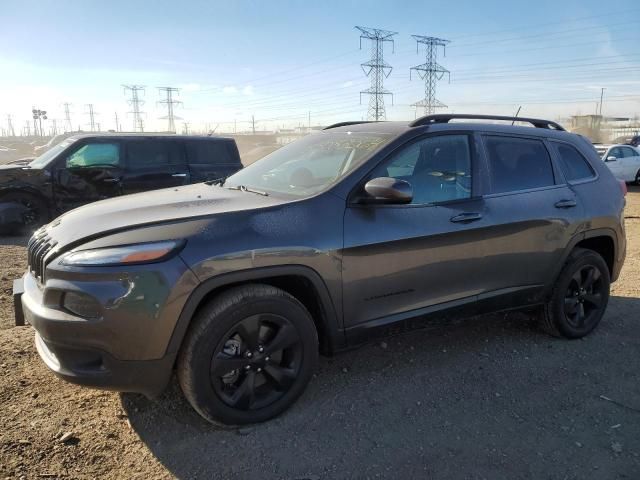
[0,133,242,231]
[14,115,626,426]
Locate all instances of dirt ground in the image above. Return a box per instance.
[1,189,639,479]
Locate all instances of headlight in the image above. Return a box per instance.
[61,240,184,266]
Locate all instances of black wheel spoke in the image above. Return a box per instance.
[583,293,602,308]
[211,355,247,376]
[576,303,586,326]
[236,316,262,351]
[228,371,256,409]
[264,324,299,355]
[583,267,600,289]
[263,364,297,389]
[571,271,583,289]
[564,297,579,314]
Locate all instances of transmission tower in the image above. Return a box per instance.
[63,103,73,132]
[123,85,146,132]
[6,115,15,136]
[157,87,182,133]
[410,35,451,115]
[85,104,97,132]
[355,26,397,121]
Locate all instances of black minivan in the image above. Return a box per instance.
[0,134,243,229]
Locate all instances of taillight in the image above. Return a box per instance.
[619,180,627,196]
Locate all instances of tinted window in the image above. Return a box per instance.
[372,134,472,205]
[186,141,232,165]
[609,147,623,159]
[621,147,639,158]
[553,142,595,181]
[484,136,554,193]
[126,140,183,169]
[66,143,119,168]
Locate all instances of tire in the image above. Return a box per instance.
[541,248,610,339]
[177,284,319,426]
[635,169,640,186]
[0,191,49,233]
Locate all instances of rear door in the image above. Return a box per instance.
[52,139,124,212]
[185,139,242,183]
[120,138,190,194]
[475,134,584,307]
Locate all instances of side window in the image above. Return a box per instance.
[371,134,472,205]
[609,147,622,159]
[186,141,232,165]
[484,136,554,194]
[126,140,183,169]
[66,143,120,168]
[622,147,639,158]
[552,142,595,182]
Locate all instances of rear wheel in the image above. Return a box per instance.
[177,284,318,426]
[541,248,610,338]
[634,169,640,185]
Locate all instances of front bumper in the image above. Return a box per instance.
[14,254,198,397]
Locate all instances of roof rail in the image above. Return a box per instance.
[409,114,566,131]
[323,121,378,130]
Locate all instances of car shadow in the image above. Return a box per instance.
[121,295,640,479]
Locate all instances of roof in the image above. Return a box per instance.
[66,133,234,141]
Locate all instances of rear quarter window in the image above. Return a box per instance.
[186,141,235,165]
[551,142,595,182]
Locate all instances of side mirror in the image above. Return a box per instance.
[362,177,412,204]
[606,156,617,162]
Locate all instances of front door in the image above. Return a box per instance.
[52,140,123,213]
[120,138,190,195]
[342,133,486,328]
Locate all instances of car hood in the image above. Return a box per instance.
[45,182,289,248]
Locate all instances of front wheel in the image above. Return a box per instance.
[541,248,610,338]
[177,284,318,426]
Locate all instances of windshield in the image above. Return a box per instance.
[224,132,391,197]
[29,139,76,168]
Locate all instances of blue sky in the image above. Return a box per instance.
[1,0,639,133]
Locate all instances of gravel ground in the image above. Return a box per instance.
[1,188,639,479]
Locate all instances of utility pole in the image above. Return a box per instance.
[308,111,311,132]
[51,119,58,136]
[599,87,606,117]
[355,26,397,121]
[6,115,15,136]
[114,112,120,132]
[63,103,73,132]
[86,104,97,132]
[410,35,451,116]
[251,115,257,134]
[123,84,146,132]
[157,86,182,133]
[234,119,237,134]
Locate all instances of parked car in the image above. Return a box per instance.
[0,133,242,230]
[14,114,626,426]
[612,134,640,147]
[594,143,640,184]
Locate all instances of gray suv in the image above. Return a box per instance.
[14,114,627,425]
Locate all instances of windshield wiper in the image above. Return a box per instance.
[225,185,269,196]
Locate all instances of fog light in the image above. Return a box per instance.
[63,291,102,319]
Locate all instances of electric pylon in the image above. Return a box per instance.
[157,87,182,133]
[410,35,450,115]
[355,26,397,121]
[123,85,146,132]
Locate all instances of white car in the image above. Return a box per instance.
[594,144,640,184]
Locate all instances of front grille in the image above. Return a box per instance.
[27,230,58,283]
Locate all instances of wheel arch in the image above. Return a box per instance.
[166,265,344,358]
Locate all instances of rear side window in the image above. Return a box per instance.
[126,140,183,169]
[552,142,595,182]
[484,136,554,194]
[621,147,640,158]
[186,141,233,165]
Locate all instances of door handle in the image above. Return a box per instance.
[172,173,187,178]
[450,212,482,223]
[554,199,577,209]
[102,177,120,183]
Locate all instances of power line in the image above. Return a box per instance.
[123,84,146,132]
[157,86,182,133]
[356,26,397,121]
[410,35,450,115]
